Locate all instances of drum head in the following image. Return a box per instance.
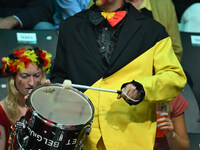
[28,84,94,126]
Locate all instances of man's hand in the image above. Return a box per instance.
[0,16,20,29]
[117,83,141,100]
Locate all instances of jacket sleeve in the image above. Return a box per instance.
[15,0,54,29]
[135,36,187,102]
[50,20,70,83]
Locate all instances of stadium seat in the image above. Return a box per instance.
[182,83,200,133]
[0,29,58,59]
[0,29,58,100]
[180,31,200,109]
[187,132,200,150]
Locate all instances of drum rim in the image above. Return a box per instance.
[26,83,94,129]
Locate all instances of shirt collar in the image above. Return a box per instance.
[139,0,151,11]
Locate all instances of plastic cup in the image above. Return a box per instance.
[156,112,165,138]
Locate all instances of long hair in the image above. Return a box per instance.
[3,45,49,123]
[5,70,46,123]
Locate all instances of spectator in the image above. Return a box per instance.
[50,0,187,149]
[126,0,182,61]
[155,95,190,150]
[0,0,55,30]
[0,46,52,149]
[54,0,90,29]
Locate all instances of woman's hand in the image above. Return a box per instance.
[44,79,51,84]
[24,79,51,101]
[157,113,175,138]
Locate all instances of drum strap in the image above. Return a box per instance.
[8,125,16,150]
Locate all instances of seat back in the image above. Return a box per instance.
[182,83,200,133]
[0,29,58,59]
[0,78,7,100]
[188,133,200,150]
[180,31,200,109]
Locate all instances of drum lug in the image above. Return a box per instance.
[57,131,65,141]
[22,135,29,147]
[28,115,35,128]
[15,117,27,138]
[15,117,26,130]
[60,125,67,130]
[78,146,84,150]
[84,126,91,135]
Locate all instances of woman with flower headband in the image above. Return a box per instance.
[0,46,52,150]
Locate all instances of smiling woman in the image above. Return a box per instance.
[0,46,52,150]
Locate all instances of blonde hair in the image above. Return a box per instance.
[6,71,46,123]
[5,51,47,123]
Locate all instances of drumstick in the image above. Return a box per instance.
[63,80,122,94]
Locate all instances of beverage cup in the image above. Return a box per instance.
[156,111,165,138]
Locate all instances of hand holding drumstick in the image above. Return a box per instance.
[63,80,143,105]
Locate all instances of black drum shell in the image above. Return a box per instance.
[17,110,90,150]
[16,83,94,150]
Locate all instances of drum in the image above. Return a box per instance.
[15,83,94,150]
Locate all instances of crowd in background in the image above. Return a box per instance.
[0,0,200,150]
[0,0,200,32]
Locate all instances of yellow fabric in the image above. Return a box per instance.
[83,37,186,150]
[139,0,151,11]
[101,12,115,20]
[135,37,186,101]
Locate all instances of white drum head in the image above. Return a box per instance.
[29,84,93,126]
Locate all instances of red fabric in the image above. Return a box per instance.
[107,11,127,27]
[170,94,189,118]
[154,94,189,150]
[0,105,17,150]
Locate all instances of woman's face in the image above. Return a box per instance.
[15,63,43,96]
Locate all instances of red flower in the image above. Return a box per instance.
[36,52,41,56]
[1,57,6,63]
[20,56,30,68]
[14,48,26,58]
[43,59,49,66]
[9,62,17,73]
[40,52,47,60]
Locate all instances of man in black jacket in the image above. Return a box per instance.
[51,0,187,149]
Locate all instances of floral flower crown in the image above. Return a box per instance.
[0,48,52,76]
